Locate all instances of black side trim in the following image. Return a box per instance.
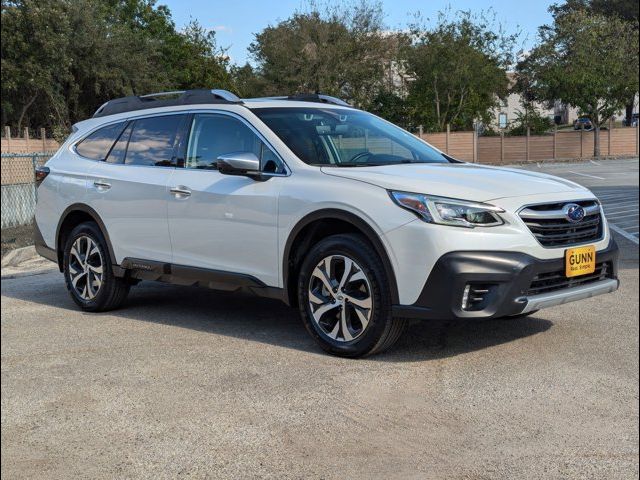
[55,204,118,272]
[282,209,399,305]
[33,222,57,263]
[120,258,285,301]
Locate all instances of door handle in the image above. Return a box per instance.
[93,181,111,190]
[170,186,192,197]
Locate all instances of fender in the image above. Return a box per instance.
[55,203,121,274]
[282,208,400,305]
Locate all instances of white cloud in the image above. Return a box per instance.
[212,25,233,34]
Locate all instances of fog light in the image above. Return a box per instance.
[461,284,471,310]
[461,283,494,311]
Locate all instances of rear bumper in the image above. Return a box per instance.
[393,238,619,320]
[34,222,58,265]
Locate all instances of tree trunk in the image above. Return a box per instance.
[625,102,634,126]
[16,93,38,132]
[593,124,601,158]
[433,80,441,130]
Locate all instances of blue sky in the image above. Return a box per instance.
[161,0,556,65]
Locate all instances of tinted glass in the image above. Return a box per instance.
[76,122,127,160]
[252,108,449,166]
[105,122,133,164]
[125,115,185,166]
[186,114,285,174]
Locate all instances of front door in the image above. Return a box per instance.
[167,112,287,287]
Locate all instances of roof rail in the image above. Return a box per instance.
[93,89,242,118]
[285,93,352,107]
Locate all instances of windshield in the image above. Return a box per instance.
[251,107,450,166]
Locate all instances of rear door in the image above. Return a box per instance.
[167,112,288,286]
[85,114,187,264]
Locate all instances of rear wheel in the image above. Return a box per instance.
[297,234,406,357]
[63,222,129,312]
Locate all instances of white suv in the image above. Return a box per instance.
[34,89,619,357]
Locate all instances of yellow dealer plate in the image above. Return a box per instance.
[565,245,596,278]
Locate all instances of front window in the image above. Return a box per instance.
[186,114,286,174]
[252,108,450,166]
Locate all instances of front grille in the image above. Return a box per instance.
[519,200,603,247]
[526,261,612,296]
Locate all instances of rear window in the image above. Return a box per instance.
[75,122,127,160]
[125,115,186,167]
[105,122,133,164]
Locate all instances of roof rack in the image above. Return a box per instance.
[285,93,352,107]
[93,89,242,118]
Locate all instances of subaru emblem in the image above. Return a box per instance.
[564,203,585,223]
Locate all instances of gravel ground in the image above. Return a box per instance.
[2,158,639,479]
[1,234,638,479]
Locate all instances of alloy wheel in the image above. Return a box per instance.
[68,235,104,300]
[307,254,373,342]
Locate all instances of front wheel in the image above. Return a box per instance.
[297,234,406,357]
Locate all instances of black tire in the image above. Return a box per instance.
[297,233,406,358]
[63,222,130,312]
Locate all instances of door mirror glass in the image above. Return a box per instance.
[217,152,262,178]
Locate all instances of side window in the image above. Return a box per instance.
[75,122,127,160]
[186,114,285,174]
[125,115,185,166]
[105,122,133,164]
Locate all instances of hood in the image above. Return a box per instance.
[321,163,588,202]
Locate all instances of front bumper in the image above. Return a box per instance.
[392,238,619,320]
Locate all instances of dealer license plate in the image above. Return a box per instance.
[565,245,596,278]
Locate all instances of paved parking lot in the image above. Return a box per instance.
[2,159,639,479]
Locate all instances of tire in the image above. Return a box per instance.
[297,233,406,358]
[63,222,130,312]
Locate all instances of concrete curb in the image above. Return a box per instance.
[1,268,57,280]
[1,245,57,278]
[1,245,38,268]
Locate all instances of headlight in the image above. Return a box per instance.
[389,191,505,228]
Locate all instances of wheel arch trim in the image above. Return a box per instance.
[282,208,399,306]
[55,203,118,272]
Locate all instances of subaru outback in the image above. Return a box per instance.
[34,89,619,357]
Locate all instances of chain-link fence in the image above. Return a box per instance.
[1,153,54,229]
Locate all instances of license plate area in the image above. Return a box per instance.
[565,245,596,277]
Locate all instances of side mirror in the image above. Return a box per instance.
[217,152,264,180]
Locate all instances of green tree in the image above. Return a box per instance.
[517,9,639,156]
[1,0,234,132]
[230,63,269,98]
[403,11,518,132]
[368,89,413,130]
[551,0,639,124]
[551,0,639,22]
[1,0,73,130]
[248,1,398,108]
[508,106,554,135]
